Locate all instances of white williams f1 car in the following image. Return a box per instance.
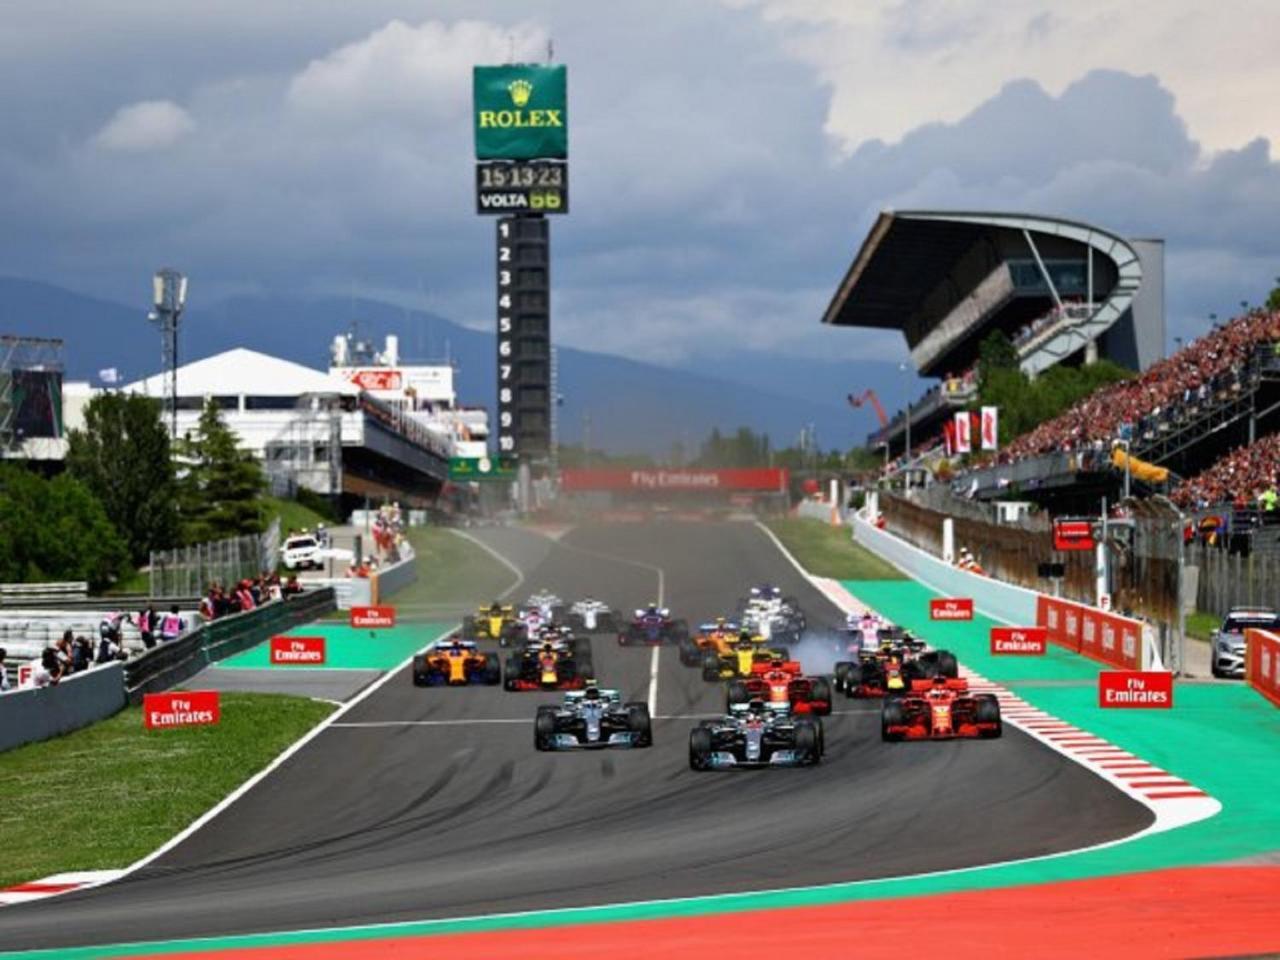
[568,598,620,633]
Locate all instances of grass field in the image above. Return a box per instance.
[764,518,903,580]
[263,495,330,537]
[0,693,333,888]
[1186,609,1219,642]
[396,526,518,610]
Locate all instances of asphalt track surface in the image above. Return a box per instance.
[0,522,1152,952]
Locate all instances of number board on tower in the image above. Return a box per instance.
[496,216,552,459]
[476,161,568,215]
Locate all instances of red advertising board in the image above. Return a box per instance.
[559,468,788,493]
[17,664,33,687]
[351,605,395,628]
[1053,519,1096,551]
[1245,628,1280,709]
[143,691,221,729]
[930,597,974,621]
[1037,596,1142,670]
[269,635,326,665]
[990,626,1047,655]
[346,369,403,391]
[1098,670,1173,708]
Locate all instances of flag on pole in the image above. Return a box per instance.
[98,367,119,385]
[943,417,956,456]
[954,411,971,454]
[980,406,998,450]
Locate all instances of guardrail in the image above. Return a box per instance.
[372,544,417,604]
[0,581,89,603]
[852,507,1159,668]
[123,588,336,703]
[0,662,127,754]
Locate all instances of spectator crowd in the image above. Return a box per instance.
[1171,433,1280,510]
[996,308,1280,464]
[200,571,301,621]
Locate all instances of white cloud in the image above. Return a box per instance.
[287,18,548,120]
[92,99,195,151]
[733,0,1280,156]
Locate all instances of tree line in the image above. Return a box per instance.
[0,395,268,590]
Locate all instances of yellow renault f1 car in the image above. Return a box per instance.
[463,603,519,643]
[700,631,791,682]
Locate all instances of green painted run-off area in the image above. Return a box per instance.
[217,622,451,671]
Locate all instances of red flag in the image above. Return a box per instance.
[954,412,971,453]
[981,406,998,451]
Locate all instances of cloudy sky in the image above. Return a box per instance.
[3,0,1278,367]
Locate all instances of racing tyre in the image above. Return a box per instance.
[794,720,820,765]
[688,726,713,771]
[483,657,502,686]
[974,694,1002,738]
[843,663,864,698]
[809,677,833,716]
[678,637,700,667]
[726,679,750,707]
[626,703,652,747]
[936,650,959,679]
[411,654,429,687]
[671,619,690,644]
[503,656,521,691]
[534,711,557,751]
[833,661,853,693]
[881,699,905,742]
[701,652,721,682]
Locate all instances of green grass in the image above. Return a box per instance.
[103,566,150,596]
[398,526,518,608]
[262,495,330,538]
[765,518,904,580]
[1187,609,1219,643]
[0,692,333,888]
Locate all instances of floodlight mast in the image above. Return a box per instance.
[149,268,187,440]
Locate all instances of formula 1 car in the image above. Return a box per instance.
[534,686,653,750]
[462,603,520,643]
[738,587,806,645]
[525,591,568,623]
[688,700,822,770]
[701,632,790,682]
[619,605,689,646]
[881,676,1001,741]
[412,639,502,687]
[568,598,621,634]
[678,617,740,667]
[834,638,954,698]
[504,641,587,691]
[726,657,832,716]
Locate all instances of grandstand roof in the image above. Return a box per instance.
[122,347,356,398]
[821,210,1151,378]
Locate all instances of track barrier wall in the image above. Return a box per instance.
[371,543,417,605]
[0,662,127,753]
[1037,596,1144,671]
[852,510,1156,669]
[123,588,337,703]
[1245,629,1280,708]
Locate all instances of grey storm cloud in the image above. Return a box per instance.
[0,3,1276,364]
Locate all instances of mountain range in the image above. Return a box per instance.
[0,277,924,454]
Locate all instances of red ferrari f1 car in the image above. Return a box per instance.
[881,676,1001,741]
[726,657,832,716]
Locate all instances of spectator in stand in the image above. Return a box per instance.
[138,604,158,650]
[71,635,93,672]
[1172,433,1280,509]
[36,646,62,686]
[283,574,303,596]
[159,605,187,643]
[990,307,1280,467]
[199,587,216,622]
[0,648,9,692]
[234,580,256,612]
[99,611,133,652]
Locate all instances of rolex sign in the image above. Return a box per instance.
[473,65,567,160]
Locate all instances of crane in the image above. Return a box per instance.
[847,389,888,428]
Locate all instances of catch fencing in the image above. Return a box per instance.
[1194,548,1280,618]
[149,519,281,597]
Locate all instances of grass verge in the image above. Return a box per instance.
[399,526,518,608]
[765,517,903,581]
[0,692,333,888]
[262,495,330,537]
[1186,609,1218,642]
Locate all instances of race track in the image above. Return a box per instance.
[0,522,1152,952]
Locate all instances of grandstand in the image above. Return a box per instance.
[822,211,1165,459]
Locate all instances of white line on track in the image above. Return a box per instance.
[449,529,526,599]
[332,718,531,727]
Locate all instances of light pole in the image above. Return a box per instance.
[149,268,188,440]
[899,362,913,491]
[1114,438,1131,501]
